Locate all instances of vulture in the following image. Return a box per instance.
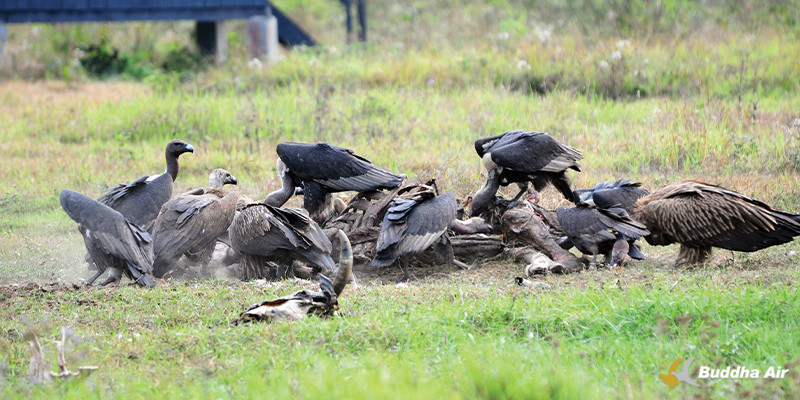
[151,169,239,278]
[556,204,650,270]
[632,181,800,265]
[60,189,155,287]
[98,139,194,232]
[267,142,404,223]
[572,179,649,214]
[471,130,582,217]
[230,200,336,281]
[371,191,492,268]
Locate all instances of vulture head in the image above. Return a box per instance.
[208,169,238,188]
[166,139,194,157]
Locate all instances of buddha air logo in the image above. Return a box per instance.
[660,357,789,387]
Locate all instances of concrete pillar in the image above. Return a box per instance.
[196,21,227,65]
[0,22,7,56]
[246,9,280,63]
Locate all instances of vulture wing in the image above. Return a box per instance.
[267,205,333,255]
[575,179,649,212]
[373,192,457,266]
[230,203,335,272]
[486,131,582,173]
[98,173,173,230]
[60,190,154,276]
[557,205,649,241]
[277,142,403,192]
[634,181,800,251]
[152,189,238,263]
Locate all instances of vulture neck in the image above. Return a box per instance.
[471,170,502,217]
[165,151,181,181]
[263,171,296,207]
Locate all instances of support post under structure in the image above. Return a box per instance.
[246,6,279,63]
[0,22,7,56]
[196,20,227,64]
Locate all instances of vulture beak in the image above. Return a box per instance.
[184,143,195,153]
[230,176,238,185]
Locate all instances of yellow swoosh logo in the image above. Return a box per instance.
[659,358,684,387]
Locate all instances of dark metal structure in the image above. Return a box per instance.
[0,0,316,48]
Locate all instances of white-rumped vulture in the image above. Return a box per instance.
[230,201,336,280]
[371,191,492,268]
[151,169,239,278]
[471,130,582,217]
[632,181,800,265]
[98,139,194,232]
[60,190,155,287]
[266,142,404,223]
[556,204,650,270]
[573,179,649,214]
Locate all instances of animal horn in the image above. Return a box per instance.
[332,230,353,296]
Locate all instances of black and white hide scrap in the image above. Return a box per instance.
[233,231,353,323]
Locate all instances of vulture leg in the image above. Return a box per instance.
[240,253,267,281]
[675,245,712,267]
[510,182,529,202]
[399,258,411,281]
[276,263,291,280]
[85,270,104,285]
[589,253,598,269]
[97,267,122,286]
[551,172,575,203]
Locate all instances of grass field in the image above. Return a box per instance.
[2,1,800,398]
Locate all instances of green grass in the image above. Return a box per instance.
[2,1,800,398]
[2,268,799,399]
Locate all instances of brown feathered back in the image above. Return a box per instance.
[633,181,800,263]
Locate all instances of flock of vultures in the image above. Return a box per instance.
[59,131,800,321]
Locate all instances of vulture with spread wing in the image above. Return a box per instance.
[230,200,336,280]
[471,130,582,217]
[632,181,800,265]
[60,190,155,287]
[371,191,458,268]
[266,142,404,223]
[151,169,239,278]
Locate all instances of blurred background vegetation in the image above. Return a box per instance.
[1,0,798,100]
